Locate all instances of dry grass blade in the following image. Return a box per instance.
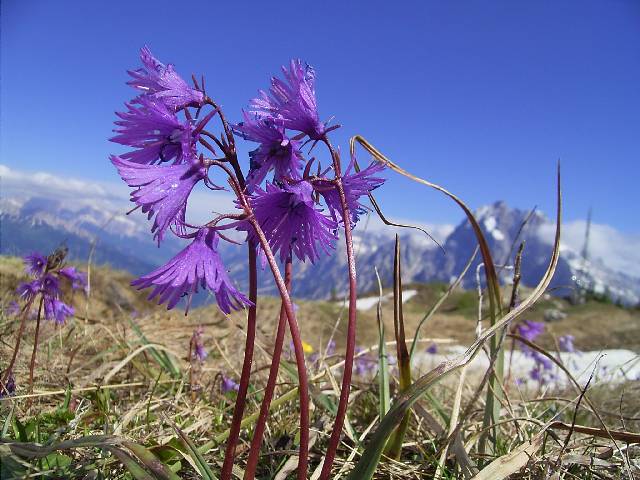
[470,430,545,480]
[384,236,412,459]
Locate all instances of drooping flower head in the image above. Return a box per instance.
[59,266,87,291]
[233,112,303,191]
[131,228,252,314]
[111,96,196,165]
[44,298,75,325]
[241,181,337,263]
[111,155,207,244]
[127,46,203,111]
[558,334,576,353]
[315,160,385,226]
[191,326,208,362]
[0,371,15,399]
[41,274,60,297]
[16,280,41,303]
[221,375,240,393]
[24,252,47,277]
[516,320,545,343]
[251,59,325,140]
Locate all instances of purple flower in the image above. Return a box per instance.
[221,375,240,393]
[5,301,21,317]
[24,252,47,277]
[41,274,60,298]
[355,347,376,377]
[111,96,196,165]
[558,334,576,353]
[16,280,40,302]
[192,326,208,362]
[131,228,252,314]
[111,155,207,244]
[325,339,336,356]
[44,298,74,325]
[0,372,15,399]
[242,181,337,263]
[251,59,325,140]
[516,320,545,343]
[127,46,203,111]
[315,160,385,225]
[233,112,303,191]
[59,266,87,290]
[426,343,438,355]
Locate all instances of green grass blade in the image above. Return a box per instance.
[170,422,217,480]
[106,446,156,480]
[374,267,390,419]
[123,441,181,480]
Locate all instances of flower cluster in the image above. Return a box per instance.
[14,250,85,325]
[109,48,385,315]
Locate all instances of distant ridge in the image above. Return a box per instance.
[2,195,639,305]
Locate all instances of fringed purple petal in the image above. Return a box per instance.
[132,229,252,314]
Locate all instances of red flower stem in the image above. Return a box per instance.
[246,217,310,480]
[27,297,45,397]
[243,258,293,479]
[1,296,36,389]
[319,136,357,480]
[220,243,258,480]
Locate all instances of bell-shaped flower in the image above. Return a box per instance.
[131,228,252,314]
[233,112,303,191]
[127,46,203,110]
[111,95,196,165]
[44,298,74,325]
[315,160,385,225]
[242,181,337,263]
[251,59,325,140]
[111,155,207,244]
[24,252,47,277]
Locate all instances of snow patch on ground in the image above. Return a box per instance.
[340,289,419,311]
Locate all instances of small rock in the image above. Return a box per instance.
[544,308,567,322]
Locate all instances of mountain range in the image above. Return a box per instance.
[1,194,639,306]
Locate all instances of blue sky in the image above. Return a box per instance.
[2,0,639,232]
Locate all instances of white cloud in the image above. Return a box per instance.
[538,220,640,278]
[0,163,235,225]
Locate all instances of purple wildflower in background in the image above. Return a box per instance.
[44,298,75,325]
[0,372,15,399]
[426,343,438,354]
[24,252,47,277]
[516,320,545,342]
[233,112,303,191]
[41,274,60,297]
[221,375,240,393]
[127,46,203,111]
[132,228,251,314]
[192,326,208,362]
[16,280,40,302]
[315,160,385,225]
[354,347,376,377]
[242,181,337,263]
[5,301,21,317]
[558,334,576,353]
[59,266,87,290]
[111,96,196,165]
[111,155,207,244]
[251,59,325,140]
